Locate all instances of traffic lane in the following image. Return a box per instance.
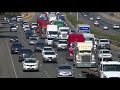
[0,30,17,78]
[7,25,49,78]
[82,12,120,34]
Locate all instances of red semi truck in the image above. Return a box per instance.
[36,19,49,38]
[66,33,85,60]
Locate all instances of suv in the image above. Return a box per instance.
[98,49,112,61]
[19,49,33,62]
[57,40,68,51]
[11,43,23,54]
[42,51,57,63]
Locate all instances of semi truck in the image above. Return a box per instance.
[66,34,85,60]
[73,41,96,68]
[77,24,90,33]
[46,25,58,38]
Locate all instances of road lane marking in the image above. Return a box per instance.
[6,38,18,78]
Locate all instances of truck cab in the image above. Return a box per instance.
[98,61,120,78]
[73,42,96,68]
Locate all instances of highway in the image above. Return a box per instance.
[79,12,120,35]
[0,12,119,78]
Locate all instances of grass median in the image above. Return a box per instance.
[65,13,120,43]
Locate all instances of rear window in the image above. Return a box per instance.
[100,40,109,42]
[103,51,110,53]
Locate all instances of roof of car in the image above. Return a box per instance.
[101,61,120,65]
[99,49,110,51]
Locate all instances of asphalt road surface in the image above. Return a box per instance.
[0,12,119,78]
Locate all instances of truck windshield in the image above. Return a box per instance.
[103,65,120,71]
[49,31,58,35]
[61,29,68,32]
[79,51,91,53]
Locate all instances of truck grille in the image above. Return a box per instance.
[81,55,91,62]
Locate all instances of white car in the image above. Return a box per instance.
[45,37,54,45]
[42,51,57,63]
[22,57,39,72]
[98,49,112,61]
[31,23,37,29]
[84,14,87,17]
[103,26,108,30]
[23,23,29,29]
[30,34,39,40]
[97,16,101,20]
[42,47,54,55]
[24,27,31,32]
[29,37,38,45]
[90,17,93,20]
[94,21,99,27]
[57,40,68,51]
[113,24,119,29]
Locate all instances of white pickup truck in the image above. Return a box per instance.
[98,61,120,78]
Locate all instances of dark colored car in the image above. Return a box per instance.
[10,25,18,32]
[11,43,23,54]
[25,32,33,39]
[52,38,59,47]
[34,42,45,52]
[19,49,33,62]
[10,36,18,43]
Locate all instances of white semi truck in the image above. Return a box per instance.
[73,41,96,68]
[58,27,69,39]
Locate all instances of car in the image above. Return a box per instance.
[22,57,39,72]
[45,37,54,46]
[29,37,38,45]
[98,49,112,61]
[90,17,93,20]
[56,64,74,78]
[34,42,45,52]
[94,21,99,27]
[10,25,18,32]
[19,49,33,62]
[84,14,87,17]
[103,26,108,30]
[25,32,33,39]
[10,36,18,43]
[24,27,31,32]
[23,22,29,29]
[42,51,57,63]
[42,47,54,55]
[113,24,119,29]
[97,16,101,20]
[30,34,39,40]
[31,23,37,29]
[11,43,23,54]
[22,21,28,26]
[52,38,59,47]
[57,40,68,51]
[97,39,110,50]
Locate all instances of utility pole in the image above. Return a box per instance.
[77,12,79,21]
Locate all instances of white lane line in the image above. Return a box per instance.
[6,38,18,78]
[40,64,42,66]
[44,70,52,78]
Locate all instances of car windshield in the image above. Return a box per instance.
[32,23,37,25]
[44,48,52,51]
[13,44,22,47]
[61,29,68,32]
[58,65,71,69]
[21,49,32,54]
[25,59,36,63]
[59,41,67,44]
[11,26,16,28]
[102,51,110,53]
[103,65,120,71]
[30,38,37,40]
[11,36,18,39]
[100,40,109,42]
[36,43,44,47]
[48,38,54,40]
[80,50,91,53]
[49,31,58,35]
[45,52,55,55]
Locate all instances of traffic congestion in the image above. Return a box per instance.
[0,12,120,78]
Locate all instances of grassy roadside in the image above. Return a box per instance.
[65,13,120,43]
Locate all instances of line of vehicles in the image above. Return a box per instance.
[4,12,120,78]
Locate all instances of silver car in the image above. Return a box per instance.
[29,37,38,45]
[56,64,74,78]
